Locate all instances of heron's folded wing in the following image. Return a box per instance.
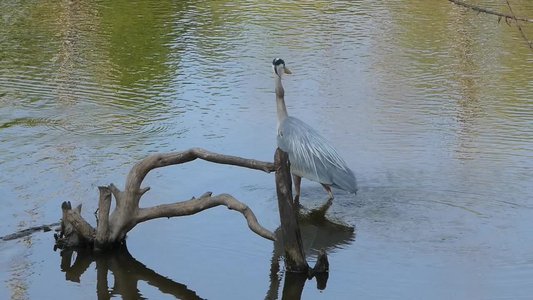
[277,117,352,187]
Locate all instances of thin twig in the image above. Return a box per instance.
[448,0,533,23]
[505,0,533,50]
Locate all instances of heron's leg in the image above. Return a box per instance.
[292,175,302,204]
[321,184,334,200]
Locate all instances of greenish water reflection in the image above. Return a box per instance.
[1,1,532,299]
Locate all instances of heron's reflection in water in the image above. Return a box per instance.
[266,199,356,300]
[58,200,354,300]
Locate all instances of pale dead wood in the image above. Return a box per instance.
[108,184,123,207]
[54,147,329,280]
[59,201,95,247]
[95,186,112,249]
[135,192,276,241]
[56,149,277,249]
[125,148,275,200]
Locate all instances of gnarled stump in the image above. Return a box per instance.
[55,147,328,280]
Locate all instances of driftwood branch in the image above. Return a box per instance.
[108,184,123,207]
[125,148,275,197]
[55,147,329,288]
[95,186,112,250]
[58,201,96,248]
[56,148,277,249]
[135,192,276,241]
[448,0,533,23]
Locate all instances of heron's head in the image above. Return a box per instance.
[272,58,292,78]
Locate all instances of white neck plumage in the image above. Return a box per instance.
[275,75,288,126]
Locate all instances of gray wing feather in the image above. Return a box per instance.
[277,117,357,193]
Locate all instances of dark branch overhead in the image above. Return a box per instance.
[504,0,533,50]
[448,0,533,51]
[448,0,533,23]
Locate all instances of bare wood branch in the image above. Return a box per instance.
[135,193,276,241]
[56,148,279,250]
[61,201,96,244]
[198,191,213,199]
[109,183,123,204]
[95,186,112,249]
[448,0,533,23]
[139,186,151,196]
[124,148,276,198]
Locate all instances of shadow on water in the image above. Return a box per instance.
[56,202,355,300]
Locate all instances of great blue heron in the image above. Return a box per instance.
[272,58,357,201]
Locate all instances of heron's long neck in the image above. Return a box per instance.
[275,75,288,124]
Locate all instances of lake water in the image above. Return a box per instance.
[1,1,532,299]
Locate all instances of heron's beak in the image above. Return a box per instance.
[284,67,292,74]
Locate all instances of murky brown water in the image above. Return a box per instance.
[1,1,533,299]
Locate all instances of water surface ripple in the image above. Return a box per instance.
[1,1,532,299]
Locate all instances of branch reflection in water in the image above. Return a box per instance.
[57,201,355,300]
[59,245,204,300]
[266,200,356,300]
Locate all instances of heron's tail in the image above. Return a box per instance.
[332,168,358,194]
